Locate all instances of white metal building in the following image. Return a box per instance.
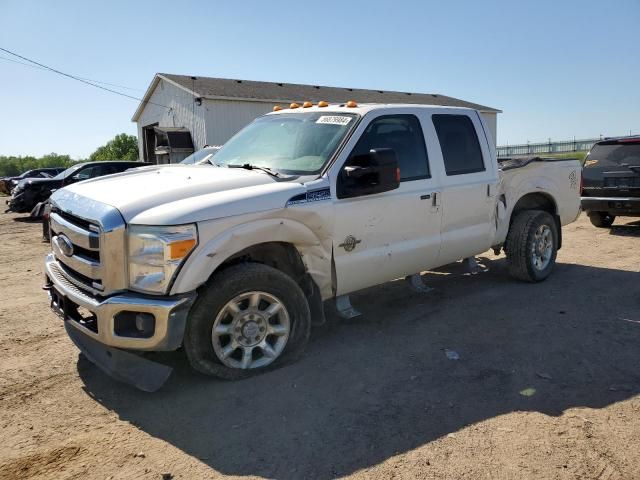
[132,74,501,164]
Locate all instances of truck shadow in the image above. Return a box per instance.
[78,258,640,479]
[12,215,40,223]
[610,219,640,237]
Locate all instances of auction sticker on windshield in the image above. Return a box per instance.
[316,116,353,126]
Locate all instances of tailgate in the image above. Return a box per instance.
[582,140,640,197]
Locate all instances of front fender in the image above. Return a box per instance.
[170,217,332,298]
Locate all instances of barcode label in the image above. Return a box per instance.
[316,116,352,126]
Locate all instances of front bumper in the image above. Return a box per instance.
[64,321,174,392]
[6,191,32,213]
[581,196,640,216]
[44,253,196,351]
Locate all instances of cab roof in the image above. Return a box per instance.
[266,103,477,116]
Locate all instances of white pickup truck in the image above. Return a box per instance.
[44,103,581,390]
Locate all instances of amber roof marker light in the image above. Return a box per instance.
[302,101,313,108]
[273,105,283,111]
[346,100,358,108]
[289,102,300,109]
[317,101,329,107]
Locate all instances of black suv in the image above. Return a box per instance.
[6,161,148,214]
[581,137,640,228]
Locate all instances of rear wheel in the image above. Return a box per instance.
[506,210,558,282]
[184,263,311,380]
[588,211,615,228]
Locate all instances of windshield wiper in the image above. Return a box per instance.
[227,163,280,177]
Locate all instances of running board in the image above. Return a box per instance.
[464,256,488,274]
[335,295,361,319]
[405,274,434,293]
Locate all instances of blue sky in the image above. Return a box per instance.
[0,0,638,158]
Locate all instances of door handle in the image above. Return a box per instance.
[420,194,431,200]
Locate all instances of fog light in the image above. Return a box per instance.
[114,311,156,338]
[135,313,155,333]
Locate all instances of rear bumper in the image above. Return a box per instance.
[581,196,640,215]
[44,253,196,351]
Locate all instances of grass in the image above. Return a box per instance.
[542,151,588,163]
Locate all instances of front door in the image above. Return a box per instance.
[332,113,442,296]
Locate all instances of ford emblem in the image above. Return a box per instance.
[55,234,74,257]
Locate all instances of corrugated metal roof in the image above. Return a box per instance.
[132,73,501,121]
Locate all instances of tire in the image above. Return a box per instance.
[505,210,558,283]
[588,211,615,228]
[183,263,311,380]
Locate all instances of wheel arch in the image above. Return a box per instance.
[509,191,562,249]
[171,218,332,302]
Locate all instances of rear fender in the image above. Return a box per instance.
[495,176,560,245]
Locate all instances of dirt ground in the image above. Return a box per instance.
[0,210,639,480]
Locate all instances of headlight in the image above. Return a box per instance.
[128,224,198,294]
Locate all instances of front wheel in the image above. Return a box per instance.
[184,263,311,380]
[505,210,558,282]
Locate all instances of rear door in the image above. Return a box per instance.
[428,111,499,265]
[583,140,640,198]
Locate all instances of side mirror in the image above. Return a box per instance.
[338,148,400,199]
[69,173,84,183]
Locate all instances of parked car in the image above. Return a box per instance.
[0,167,65,195]
[43,103,582,391]
[180,145,221,165]
[581,136,640,227]
[6,161,148,213]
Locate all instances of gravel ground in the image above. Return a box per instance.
[0,211,639,480]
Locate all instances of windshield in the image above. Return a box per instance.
[181,147,220,165]
[53,163,84,180]
[587,143,640,167]
[213,112,358,174]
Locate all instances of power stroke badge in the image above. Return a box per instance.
[339,235,361,252]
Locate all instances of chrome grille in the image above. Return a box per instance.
[49,190,127,296]
[50,210,104,293]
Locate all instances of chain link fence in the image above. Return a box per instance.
[496,137,606,157]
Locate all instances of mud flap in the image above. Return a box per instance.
[65,323,172,392]
[30,201,45,219]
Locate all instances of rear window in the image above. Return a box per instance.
[586,142,640,167]
[432,114,485,176]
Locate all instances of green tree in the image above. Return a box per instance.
[0,153,76,177]
[89,133,139,161]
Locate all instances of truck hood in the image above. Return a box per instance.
[16,177,63,191]
[55,165,308,224]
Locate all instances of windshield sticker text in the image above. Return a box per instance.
[316,116,352,126]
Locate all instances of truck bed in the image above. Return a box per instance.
[498,156,582,172]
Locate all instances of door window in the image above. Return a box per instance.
[432,114,485,176]
[99,164,122,175]
[73,166,100,180]
[350,114,430,181]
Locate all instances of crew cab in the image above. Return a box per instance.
[7,161,147,213]
[43,103,582,391]
[581,136,640,227]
